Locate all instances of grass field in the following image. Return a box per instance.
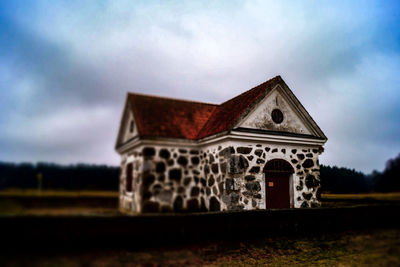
[321,192,400,201]
[2,189,400,200]
[0,189,119,215]
[0,190,400,215]
[1,228,399,266]
[0,189,118,197]
[320,192,400,207]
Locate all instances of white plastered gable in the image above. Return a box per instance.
[116,99,139,148]
[236,84,322,137]
[122,108,138,143]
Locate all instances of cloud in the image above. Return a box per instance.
[0,104,120,164]
[318,52,400,171]
[0,1,399,172]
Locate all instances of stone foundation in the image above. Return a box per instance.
[119,142,322,213]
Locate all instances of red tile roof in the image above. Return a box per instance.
[197,76,282,139]
[128,76,282,140]
[129,94,217,140]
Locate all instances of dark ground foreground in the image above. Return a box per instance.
[1,205,399,250]
[1,228,399,266]
[1,191,400,266]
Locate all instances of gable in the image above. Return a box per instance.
[235,84,326,139]
[115,99,139,149]
[122,107,138,143]
[236,86,310,134]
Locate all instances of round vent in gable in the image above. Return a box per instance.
[271,109,284,124]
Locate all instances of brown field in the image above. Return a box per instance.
[0,189,118,198]
[322,192,400,201]
[1,189,400,200]
[320,192,400,208]
[0,189,119,215]
[1,190,400,215]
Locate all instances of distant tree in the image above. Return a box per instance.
[374,153,400,192]
[0,162,119,191]
[320,164,369,193]
[369,170,382,191]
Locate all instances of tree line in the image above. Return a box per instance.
[0,162,119,191]
[0,153,399,193]
[320,153,400,193]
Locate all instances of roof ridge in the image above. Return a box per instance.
[219,75,282,106]
[196,75,282,139]
[128,92,218,106]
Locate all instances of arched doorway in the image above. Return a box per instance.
[263,159,294,209]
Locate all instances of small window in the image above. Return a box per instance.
[126,163,133,192]
[271,109,284,124]
[129,120,134,133]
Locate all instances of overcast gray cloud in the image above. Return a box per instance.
[0,0,399,173]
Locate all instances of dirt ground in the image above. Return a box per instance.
[1,228,399,266]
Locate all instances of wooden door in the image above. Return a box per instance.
[265,172,290,208]
[264,159,294,209]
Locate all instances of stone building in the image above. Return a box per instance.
[115,76,327,213]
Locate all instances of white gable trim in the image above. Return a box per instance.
[116,130,325,154]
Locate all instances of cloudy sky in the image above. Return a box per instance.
[1,1,399,173]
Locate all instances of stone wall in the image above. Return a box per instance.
[119,145,206,213]
[119,141,322,213]
[215,142,322,210]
